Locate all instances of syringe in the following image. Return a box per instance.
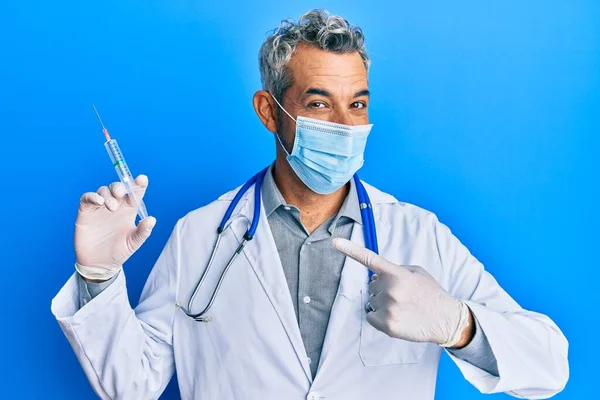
[92,105,149,220]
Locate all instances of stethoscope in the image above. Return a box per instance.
[178,166,378,322]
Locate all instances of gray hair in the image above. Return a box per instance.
[259,9,370,104]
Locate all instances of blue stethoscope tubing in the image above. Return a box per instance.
[180,166,378,322]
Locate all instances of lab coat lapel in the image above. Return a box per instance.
[230,189,313,383]
[317,222,369,372]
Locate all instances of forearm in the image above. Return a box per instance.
[53,272,175,399]
[433,216,568,397]
[452,300,568,398]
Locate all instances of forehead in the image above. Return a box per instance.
[286,44,368,94]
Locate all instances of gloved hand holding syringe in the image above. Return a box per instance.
[74,106,156,282]
[93,104,148,220]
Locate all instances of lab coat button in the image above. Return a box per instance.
[307,392,323,400]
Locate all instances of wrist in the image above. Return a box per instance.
[439,301,472,348]
[80,275,110,283]
[450,305,475,349]
[75,262,119,282]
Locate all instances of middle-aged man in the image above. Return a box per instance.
[52,9,569,400]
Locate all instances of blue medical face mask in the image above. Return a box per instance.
[271,95,373,195]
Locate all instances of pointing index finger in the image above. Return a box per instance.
[332,238,398,275]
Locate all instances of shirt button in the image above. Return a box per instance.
[307,357,312,364]
[284,206,291,211]
[303,296,311,304]
[306,241,312,245]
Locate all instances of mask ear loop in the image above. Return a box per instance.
[274,129,291,156]
[270,93,296,123]
[270,93,297,156]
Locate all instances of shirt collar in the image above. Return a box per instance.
[261,163,363,225]
[261,164,288,218]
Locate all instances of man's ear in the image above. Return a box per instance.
[253,90,278,133]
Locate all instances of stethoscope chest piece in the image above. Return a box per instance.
[176,302,213,323]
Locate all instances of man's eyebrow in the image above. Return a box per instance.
[305,88,331,97]
[303,88,370,98]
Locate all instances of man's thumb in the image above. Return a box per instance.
[129,216,157,250]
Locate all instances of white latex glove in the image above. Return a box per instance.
[74,175,156,281]
[332,238,471,347]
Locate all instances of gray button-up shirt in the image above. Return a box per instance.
[260,166,360,377]
[79,165,498,379]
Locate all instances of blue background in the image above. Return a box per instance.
[1,0,597,398]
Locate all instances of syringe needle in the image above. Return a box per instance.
[92,104,111,141]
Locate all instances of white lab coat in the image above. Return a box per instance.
[51,181,568,400]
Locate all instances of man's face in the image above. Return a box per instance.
[277,43,370,150]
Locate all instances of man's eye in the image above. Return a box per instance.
[309,101,327,109]
[351,102,366,109]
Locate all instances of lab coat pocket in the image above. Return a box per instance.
[358,294,427,366]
